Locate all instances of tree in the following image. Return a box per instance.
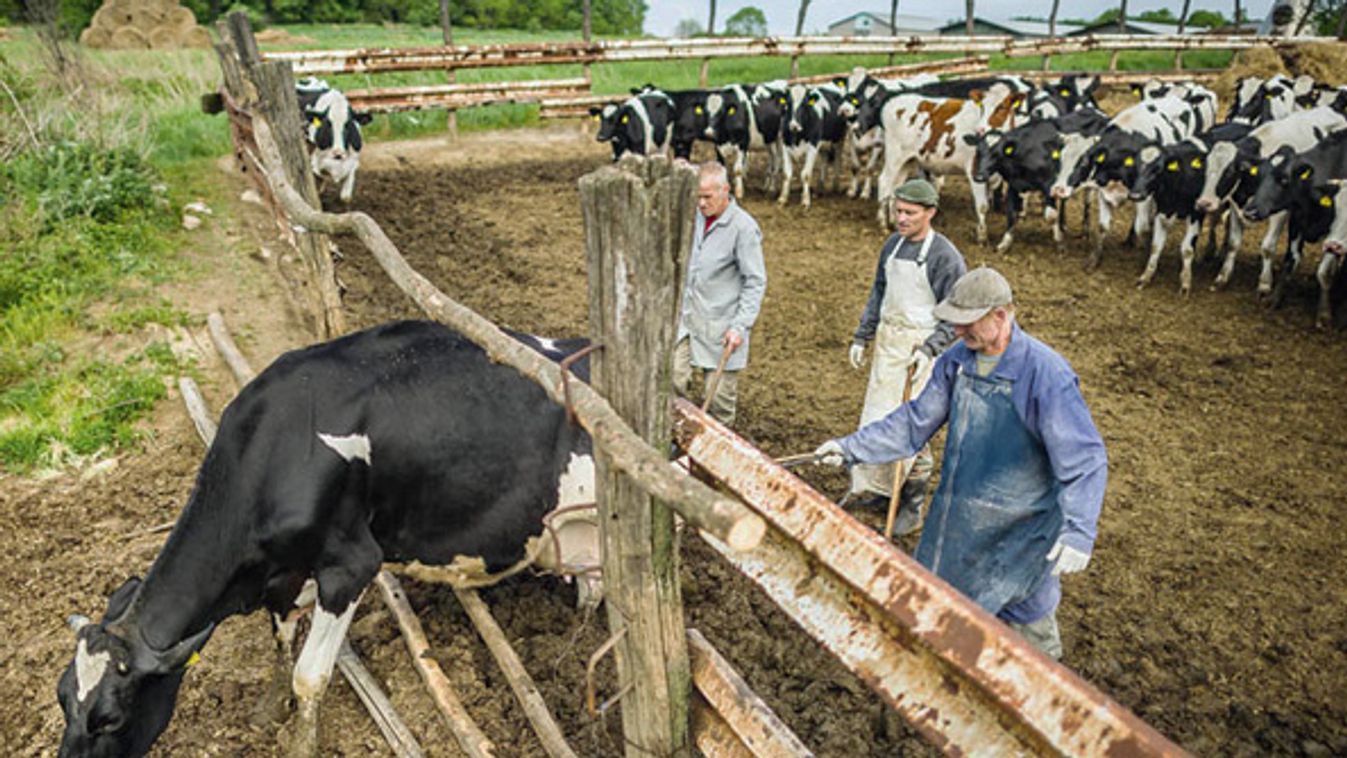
[890,0,900,35]
[1049,0,1060,37]
[965,0,974,34]
[707,0,717,35]
[794,0,811,36]
[1117,0,1128,32]
[439,0,451,44]
[724,6,767,36]
[1186,9,1227,27]
[1177,0,1191,33]
[674,17,703,37]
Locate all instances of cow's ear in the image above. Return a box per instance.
[833,77,847,89]
[353,110,373,125]
[146,623,215,674]
[962,133,980,145]
[103,577,143,623]
[588,106,603,116]
[630,88,643,95]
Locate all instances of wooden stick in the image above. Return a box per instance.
[882,362,919,541]
[701,342,735,415]
[375,571,496,758]
[178,377,219,447]
[337,641,426,758]
[207,311,258,385]
[247,119,764,552]
[453,588,578,758]
[687,628,813,757]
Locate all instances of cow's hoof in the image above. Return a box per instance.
[1135,277,1148,290]
[280,704,321,758]
[1179,286,1191,299]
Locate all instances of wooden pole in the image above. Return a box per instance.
[687,629,811,756]
[454,589,579,758]
[375,572,496,758]
[207,311,257,385]
[441,0,457,139]
[882,362,919,541]
[578,154,696,758]
[699,57,711,87]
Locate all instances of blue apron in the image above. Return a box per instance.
[915,366,1062,619]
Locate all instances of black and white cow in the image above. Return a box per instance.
[704,82,788,198]
[971,106,1110,252]
[666,88,715,160]
[590,88,676,161]
[779,83,848,207]
[1316,181,1347,329]
[1195,107,1347,294]
[1025,75,1100,121]
[1126,122,1254,294]
[296,77,372,204]
[57,320,600,758]
[1243,130,1347,320]
[589,101,628,161]
[1057,89,1218,268]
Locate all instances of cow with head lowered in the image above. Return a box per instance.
[296,78,372,204]
[57,320,601,758]
[705,82,789,198]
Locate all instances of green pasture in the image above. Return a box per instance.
[0,23,1237,472]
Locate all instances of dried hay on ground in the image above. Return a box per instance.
[1212,45,1290,106]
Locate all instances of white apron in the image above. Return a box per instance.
[851,232,939,497]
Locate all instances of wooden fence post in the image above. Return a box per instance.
[578,155,696,758]
[699,57,710,87]
[221,11,346,339]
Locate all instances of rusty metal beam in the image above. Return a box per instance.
[789,55,989,85]
[976,68,1221,85]
[263,35,1322,76]
[672,398,1190,758]
[688,629,812,757]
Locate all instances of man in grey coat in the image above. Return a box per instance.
[674,162,768,427]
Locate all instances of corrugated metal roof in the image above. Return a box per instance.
[827,10,943,34]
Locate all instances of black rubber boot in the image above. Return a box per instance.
[893,478,928,537]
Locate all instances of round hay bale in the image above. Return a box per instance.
[1212,45,1290,109]
[90,6,119,30]
[166,6,196,29]
[108,24,151,49]
[80,26,113,47]
[182,26,213,48]
[128,4,168,27]
[1282,42,1347,84]
[148,24,182,49]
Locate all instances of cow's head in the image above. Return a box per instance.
[1129,142,1190,201]
[302,88,370,189]
[1241,146,1298,221]
[1322,182,1347,255]
[964,130,1002,183]
[590,103,621,142]
[706,89,749,145]
[672,93,711,147]
[57,578,213,758]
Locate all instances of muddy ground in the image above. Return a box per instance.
[5,123,1346,757]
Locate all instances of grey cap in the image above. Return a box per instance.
[893,178,939,208]
[932,267,1013,325]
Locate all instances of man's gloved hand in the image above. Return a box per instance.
[1047,539,1091,576]
[848,343,866,370]
[813,440,847,467]
[910,344,934,377]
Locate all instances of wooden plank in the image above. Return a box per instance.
[375,571,496,758]
[337,641,426,758]
[207,311,258,386]
[692,693,755,758]
[687,629,812,758]
[579,155,695,757]
[453,589,578,758]
[176,377,218,445]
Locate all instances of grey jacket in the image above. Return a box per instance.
[678,198,767,371]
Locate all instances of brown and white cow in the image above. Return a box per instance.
[871,83,1025,239]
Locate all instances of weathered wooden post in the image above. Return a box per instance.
[220,11,346,339]
[578,155,696,757]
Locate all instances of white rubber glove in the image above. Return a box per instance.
[848,343,866,370]
[1047,539,1091,576]
[813,440,846,467]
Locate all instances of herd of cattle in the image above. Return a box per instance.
[589,70,1347,329]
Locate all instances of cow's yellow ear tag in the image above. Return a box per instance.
[185,652,201,668]
[1190,158,1203,169]
[1320,195,1334,207]
[1249,165,1259,176]
[1167,161,1179,172]
[694,106,703,115]
[1300,167,1313,180]
[1051,149,1060,159]
[620,114,629,124]
[311,117,321,128]
[1123,156,1134,167]
[1004,145,1015,155]
[728,106,736,115]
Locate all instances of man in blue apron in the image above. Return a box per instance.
[847,179,966,535]
[814,267,1106,659]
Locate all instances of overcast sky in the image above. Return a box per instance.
[645,1,1276,37]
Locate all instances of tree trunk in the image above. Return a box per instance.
[1118,0,1128,32]
[794,0,811,36]
[439,0,451,45]
[1177,0,1191,33]
[1337,5,1347,39]
[1234,0,1241,29]
[1293,0,1318,35]
[583,0,592,41]
[965,0,974,34]
[888,0,900,63]
[1049,0,1060,37]
[708,0,717,36]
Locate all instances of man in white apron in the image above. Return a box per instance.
[847,179,967,535]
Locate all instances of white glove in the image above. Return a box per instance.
[813,440,846,467]
[848,343,866,370]
[1047,539,1091,576]
[910,345,933,377]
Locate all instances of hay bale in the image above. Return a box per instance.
[182,26,212,48]
[108,24,150,49]
[1212,45,1290,109]
[148,24,182,49]
[165,6,196,29]
[1282,42,1347,84]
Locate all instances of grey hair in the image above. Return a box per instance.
[698,162,729,190]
